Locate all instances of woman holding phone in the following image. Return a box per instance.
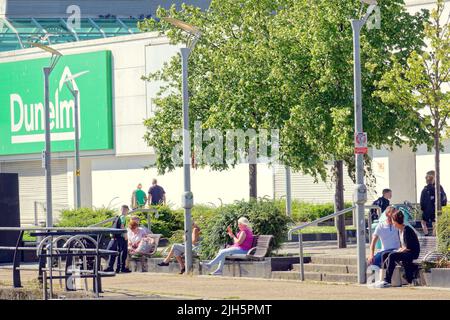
[203,217,254,276]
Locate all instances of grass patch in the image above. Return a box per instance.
[295,226,356,234]
[23,232,36,242]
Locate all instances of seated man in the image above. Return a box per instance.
[376,210,420,288]
[368,206,400,269]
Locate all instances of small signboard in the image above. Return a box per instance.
[355,132,368,154]
[41,150,46,169]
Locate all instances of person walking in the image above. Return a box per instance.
[104,205,132,273]
[370,188,392,221]
[131,183,147,209]
[420,171,447,236]
[148,178,166,206]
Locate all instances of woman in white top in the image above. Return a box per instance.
[127,220,150,255]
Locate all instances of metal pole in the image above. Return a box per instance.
[43,67,53,228]
[351,19,367,285]
[299,233,304,281]
[181,47,193,274]
[74,90,81,209]
[285,166,292,217]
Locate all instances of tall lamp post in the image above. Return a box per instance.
[63,71,90,209]
[351,0,378,284]
[28,42,62,228]
[162,17,202,274]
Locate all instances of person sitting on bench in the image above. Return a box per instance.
[368,206,400,268]
[127,220,152,256]
[202,217,254,276]
[157,222,201,274]
[376,211,420,288]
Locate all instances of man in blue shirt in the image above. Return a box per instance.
[148,179,166,206]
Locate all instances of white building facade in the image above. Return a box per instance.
[0,0,449,225]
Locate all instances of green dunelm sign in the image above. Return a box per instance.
[0,50,113,156]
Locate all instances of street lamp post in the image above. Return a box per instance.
[28,42,62,228]
[162,17,201,275]
[64,71,90,209]
[351,0,378,284]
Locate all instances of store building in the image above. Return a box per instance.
[0,0,449,225]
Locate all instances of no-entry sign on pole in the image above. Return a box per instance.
[354,132,368,154]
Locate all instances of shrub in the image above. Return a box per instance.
[274,200,353,222]
[56,207,115,227]
[199,199,292,259]
[132,205,183,238]
[438,207,450,254]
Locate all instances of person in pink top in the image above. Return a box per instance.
[203,217,254,276]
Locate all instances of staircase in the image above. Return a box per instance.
[272,255,358,283]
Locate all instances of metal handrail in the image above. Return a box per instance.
[89,208,158,232]
[287,205,381,282]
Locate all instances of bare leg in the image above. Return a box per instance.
[163,246,175,263]
[175,255,185,270]
[421,220,429,235]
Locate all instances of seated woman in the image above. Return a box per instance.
[157,222,201,274]
[376,210,420,288]
[203,217,254,276]
[367,206,400,269]
[127,219,153,256]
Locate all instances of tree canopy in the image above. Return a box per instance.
[139,0,431,192]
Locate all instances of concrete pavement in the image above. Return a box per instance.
[1,270,450,300]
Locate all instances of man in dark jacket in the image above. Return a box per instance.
[420,171,447,236]
[104,205,131,273]
[376,210,420,288]
[370,189,392,221]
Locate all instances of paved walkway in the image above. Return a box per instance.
[275,241,368,256]
[1,270,450,300]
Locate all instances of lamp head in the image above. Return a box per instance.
[162,17,201,37]
[27,42,62,56]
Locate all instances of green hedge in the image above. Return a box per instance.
[133,205,183,238]
[438,207,450,254]
[56,207,115,227]
[198,199,292,259]
[274,199,353,222]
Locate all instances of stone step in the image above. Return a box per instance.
[271,271,357,283]
[292,263,357,274]
[310,255,358,266]
[271,271,321,281]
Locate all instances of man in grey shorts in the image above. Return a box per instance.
[157,222,201,274]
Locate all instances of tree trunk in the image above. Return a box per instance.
[334,160,347,248]
[434,123,441,238]
[249,163,257,200]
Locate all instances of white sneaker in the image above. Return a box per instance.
[374,280,391,288]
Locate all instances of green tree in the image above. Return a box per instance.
[278,0,429,247]
[375,0,450,234]
[139,1,429,222]
[139,0,324,199]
